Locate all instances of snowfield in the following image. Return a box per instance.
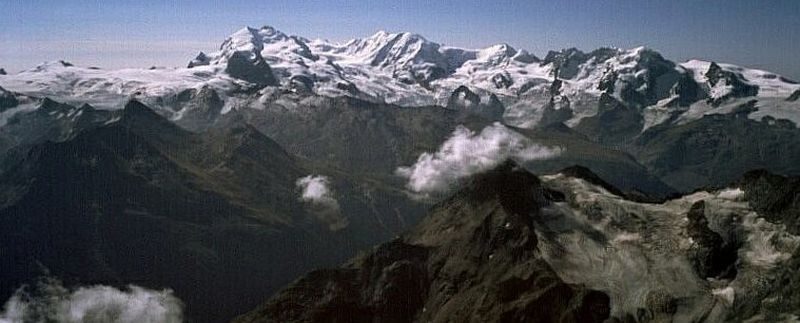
[0,25,798,129]
[539,174,800,321]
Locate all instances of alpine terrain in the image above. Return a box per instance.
[0,24,799,323]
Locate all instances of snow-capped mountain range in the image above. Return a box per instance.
[1,25,799,130]
[3,25,800,323]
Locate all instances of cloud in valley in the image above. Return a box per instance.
[296,175,347,231]
[0,278,183,323]
[396,122,562,194]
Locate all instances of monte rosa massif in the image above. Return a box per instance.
[2,25,800,323]
[1,25,798,128]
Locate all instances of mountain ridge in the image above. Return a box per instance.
[233,161,613,323]
[1,25,797,125]
[0,100,432,322]
[234,161,800,322]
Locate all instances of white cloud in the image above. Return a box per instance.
[296,175,346,230]
[396,122,562,194]
[0,278,183,323]
[296,175,337,206]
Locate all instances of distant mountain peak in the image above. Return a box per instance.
[176,25,798,116]
[2,24,798,131]
[121,100,163,121]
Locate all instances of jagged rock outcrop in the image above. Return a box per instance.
[671,72,706,106]
[542,48,589,79]
[736,170,800,234]
[787,89,800,102]
[446,85,481,108]
[537,79,573,127]
[446,86,505,120]
[0,86,19,111]
[225,50,278,87]
[288,75,315,94]
[704,62,759,105]
[685,201,738,279]
[187,52,211,68]
[491,72,513,89]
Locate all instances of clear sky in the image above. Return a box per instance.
[1,0,799,79]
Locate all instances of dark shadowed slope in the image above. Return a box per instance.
[235,162,800,322]
[0,100,428,323]
[233,161,612,323]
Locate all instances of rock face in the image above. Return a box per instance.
[0,86,19,111]
[737,170,800,233]
[788,89,800,102]
[233,161,612,323]
[665,72,704,106]
[446,86,505,120]
[446,85,481,108]
[225,50,278,87]
[633,109,800,191]
[575,93,644,145]
[542,48,589,79]
[187,52,211,68]
[685,201,738,279]
[726,170,800,321]
[704,62,759,105]
[535,79,573,127]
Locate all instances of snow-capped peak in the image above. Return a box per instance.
[257,25,289,41]
[208,25,316,64]
[221,26,265,53]
[681,59,798,97]
[225,25,291,47]
[1,24,798,130]
[327,30,442,70]
[477,44,517,65]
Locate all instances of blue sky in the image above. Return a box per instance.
[1,0,799,79]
